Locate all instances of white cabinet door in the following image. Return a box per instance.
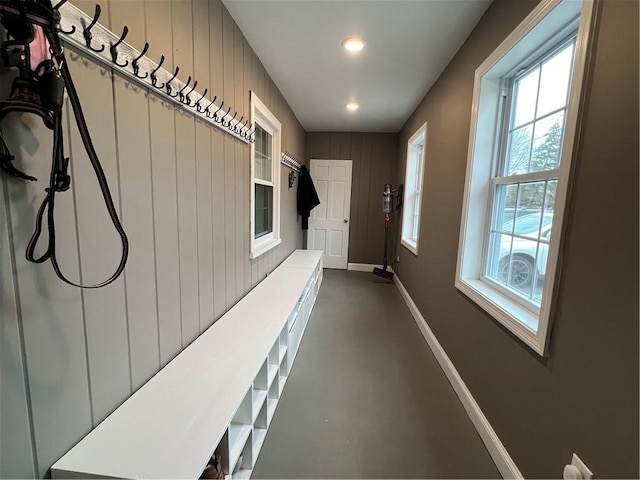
[309,160,353,269]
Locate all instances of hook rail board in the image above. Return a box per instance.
[281,152,301,172]
[57,2,253,144]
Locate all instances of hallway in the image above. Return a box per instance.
[252,270,500,479]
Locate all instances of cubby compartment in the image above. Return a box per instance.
[279,345,288,366]
[253,401,269,458]
[268,374,279,400]
[200,431,230,478]
[229,388,252,472]
[268,339,279,366]
[252,362,268,424]
[231,431,253,479]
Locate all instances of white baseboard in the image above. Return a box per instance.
[394,275,522,480]
[347,263,394,273]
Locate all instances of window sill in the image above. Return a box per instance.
[401,238,419,256]
[455,277,545,356]
[250,237,281,260]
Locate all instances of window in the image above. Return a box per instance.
[250,92,281,259]
[456,0,594,356]
[401,123,427,255]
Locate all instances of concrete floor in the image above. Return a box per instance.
[252,270,500,479]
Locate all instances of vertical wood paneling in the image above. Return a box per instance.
[222,7,236,306]
[5,108,91,479]
[65,55,130,424]
[224,135,237,306]
[113,78,159,390]
[357,134,373,262]
[349,133,362,257]
[233,24,245,298]
[146,0,181,367]
[193,0,214,332]
[196,120,214,332]
[209,1,224,100]
[172,0,199,345]
[175,110,199,345]
[211,130,226,319]
[145,0,173,73]
[209,1,226,319]
[367,135,384,262]
[330,133,341,159]
[0,180,35,479]
[149,96,182,365]
[109,1,144,49]
[339,134,351,160]
[74,0,110,28]
[111,0,158,393]
[257,56,265,104]
[171,0,193,70]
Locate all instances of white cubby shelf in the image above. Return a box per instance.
[51,249,323,479]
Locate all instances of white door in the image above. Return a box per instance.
[309,159,352,269]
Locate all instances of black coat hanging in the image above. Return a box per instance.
[296,165,320,230]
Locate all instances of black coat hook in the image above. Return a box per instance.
[216,106,231,124]
[110,26,129,68]
[224,111,237,128]
[150,55,165,88]
[211,101,224,120]
[165,66,180,96]
[54,0,75,33]
[182,80,198,105]
[238,118,249,138]
[241,122,253,139]
[203,96,217,117]
[132,42,149,79]
[173,76,191,100]
[59,23,76,35]
[232,116,244,133]
[247,124,257,142]
[83,5,105,53]
[195,89,208,112]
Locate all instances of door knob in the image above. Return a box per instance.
[343,219,348,223]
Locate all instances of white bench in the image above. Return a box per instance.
[51,249,323,479]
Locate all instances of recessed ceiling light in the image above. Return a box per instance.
[346,102,359,111]
[342,37,366,52]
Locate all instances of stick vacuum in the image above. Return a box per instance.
[373,183,395,281]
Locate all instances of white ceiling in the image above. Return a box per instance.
[223,0,492,133]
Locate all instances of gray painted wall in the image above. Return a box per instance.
[306,132,399,265]
[393,0,639,477]
[0,1,305,477]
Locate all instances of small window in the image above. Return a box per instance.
[250,92,281,259]
[401,123,427,255]
[254,125,274,239]
[456,0,594,355]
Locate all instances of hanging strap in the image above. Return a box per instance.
[3,0,130,288]
[0,130,37,180]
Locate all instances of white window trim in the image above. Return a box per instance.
[250,92,282,259]
[455,0,594,356]
[401,123,427,256]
